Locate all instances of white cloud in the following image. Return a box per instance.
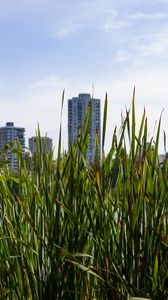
[133,27,168,59]
[134,40,168,58]
[30,76,66,91]
[95,67,168,153]
[129,12,168,21]
[103,18,130,31]
[112,24,168,67]
[115,51,131,62]
[53,23,83,38]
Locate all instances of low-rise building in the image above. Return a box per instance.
[29,136,53,157]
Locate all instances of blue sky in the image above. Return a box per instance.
[1,0,168,153]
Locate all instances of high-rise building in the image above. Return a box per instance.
[0,122,25,168]
[68,93,101,164]
[29,136,53,157]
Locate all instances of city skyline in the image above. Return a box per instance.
[0,121,54,168]
[1,1,168,154]
[0,121,53,147]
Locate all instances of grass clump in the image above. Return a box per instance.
[0,91,168,299]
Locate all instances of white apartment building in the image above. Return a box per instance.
[0,122,25,168]
[68,93,101,164]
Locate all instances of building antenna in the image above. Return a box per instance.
[92,84,94,99]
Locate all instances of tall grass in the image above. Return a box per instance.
[0,91,168,299]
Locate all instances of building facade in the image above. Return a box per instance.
[29,136,53,157]
[0,122,25,168]
[68,93,101,164]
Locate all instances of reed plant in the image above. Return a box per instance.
[0,90,168,299]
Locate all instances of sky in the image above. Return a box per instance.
[1,0,168,154]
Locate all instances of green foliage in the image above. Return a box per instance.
[0,91,168,299]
